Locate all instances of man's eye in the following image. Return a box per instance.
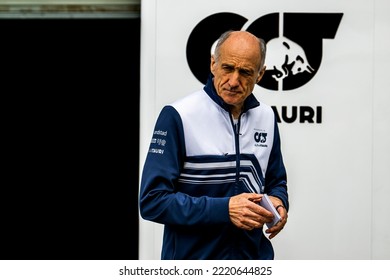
[222,66,233,72]
[240,70,251,76]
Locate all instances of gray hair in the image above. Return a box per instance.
[213,30,266,71]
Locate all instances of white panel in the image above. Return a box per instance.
[139,0,390,260]
[372,0,390,260]
[267,1,374,260]
[138,0,162,260]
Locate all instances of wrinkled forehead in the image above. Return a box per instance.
[220,38,261,70]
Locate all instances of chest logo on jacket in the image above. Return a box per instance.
[254,131,268,147]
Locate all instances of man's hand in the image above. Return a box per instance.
[229,193,274,231]
[265,195,288,239]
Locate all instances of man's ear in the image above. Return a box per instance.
[210,55,216,75]
[256,66,266,83]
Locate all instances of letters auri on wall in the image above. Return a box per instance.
[272,106,322,123]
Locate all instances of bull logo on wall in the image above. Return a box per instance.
[265,36,314,82]
[186,12,343,91]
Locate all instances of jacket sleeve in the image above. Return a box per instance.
[265,118,289,211]
[139,105,231,226]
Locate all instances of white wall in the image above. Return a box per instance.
[371,0,390,259]
[139,0,390,260]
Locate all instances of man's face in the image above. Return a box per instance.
[210,34,265,115]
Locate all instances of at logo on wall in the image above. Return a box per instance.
[186,12,343,91]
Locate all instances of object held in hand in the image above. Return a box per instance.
[259,194,282,228]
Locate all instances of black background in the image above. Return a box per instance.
[1,18,140,260]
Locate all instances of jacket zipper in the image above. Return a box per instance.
[231,114,241,183]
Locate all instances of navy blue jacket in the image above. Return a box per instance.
[140,75,288,259]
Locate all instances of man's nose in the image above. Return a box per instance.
[228,71,240,87]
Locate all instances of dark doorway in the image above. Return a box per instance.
[1,18,140,260]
